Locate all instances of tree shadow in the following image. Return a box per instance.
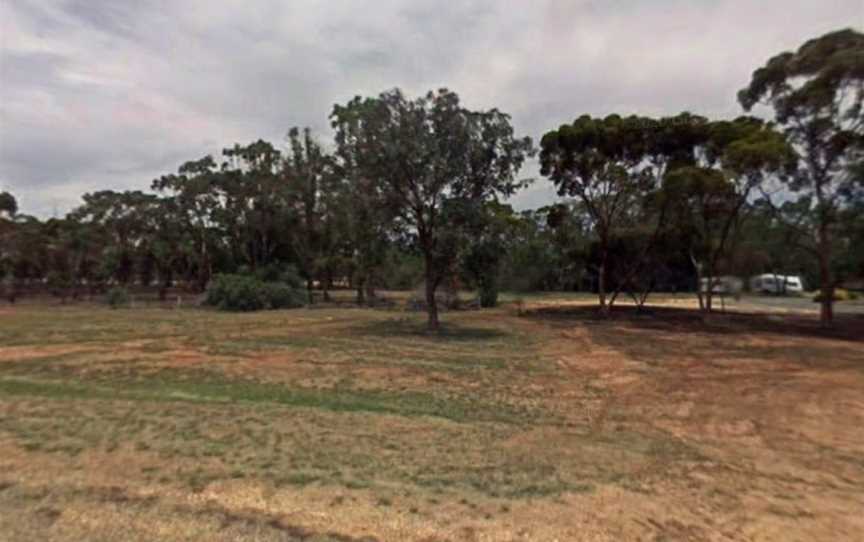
[350,317,512,342]
[522,305,863,370]
[522,304,864,343]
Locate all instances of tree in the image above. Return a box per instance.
[540,113,703,314]
[461,202,520,307]
[0,192,20,300]
[281,128,337,302]
[331,88,533,331]
[738,28,864,326]
[219,140,289,272]
[662,117,795,311]
[70,190,160,286]
[0,192,16,218]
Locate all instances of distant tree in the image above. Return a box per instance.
[461,202,520,307]
[70,190,159,285]
[281,128,338,302]
[0,192,16,218]
[739,28,864,326]
[153,156,228,290]
[0,191,18,289]
[663,117,795,311]
[219,140,288,272]
[331,88,533,330]
[540,113,705,313]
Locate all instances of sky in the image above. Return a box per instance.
[1,0,861,217]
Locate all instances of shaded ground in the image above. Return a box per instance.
[0,298,862,541]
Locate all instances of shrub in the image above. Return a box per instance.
[813,288,859,302]
[264,282,306,309]
[205,274,305,311]
[206,274,267,311]
[251,263,305,290]
[106,287,131,309]
[478,279,499,308]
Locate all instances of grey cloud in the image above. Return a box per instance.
[1,0,861,216]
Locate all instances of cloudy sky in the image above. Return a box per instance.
[1,0,860,216]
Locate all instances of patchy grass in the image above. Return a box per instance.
[1,301,863,540]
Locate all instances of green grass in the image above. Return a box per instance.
[0,372,534,424]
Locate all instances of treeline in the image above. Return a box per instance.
[1,29,862,328]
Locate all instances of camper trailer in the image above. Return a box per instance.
[699,276,743,295]
[749,274,804,295]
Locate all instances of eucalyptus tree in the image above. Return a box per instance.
[0,191,16,218]
[281,127,338,301]
[329,120,396,305]
[739,28,864,326]
[662,117,795,311]
[219,139,289,272]
[153,157,226,290]
[461,201,522,307]
[0,191,17,284]
[70,190,159,285]
[331,88,533,330]
[540,113,706,313]
[1,214,48,301]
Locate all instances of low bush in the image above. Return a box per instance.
[812,288,859,302]
[205,274,305,311]
[263,282,306,309]
[106,286,131,309]
[477,279,499,308]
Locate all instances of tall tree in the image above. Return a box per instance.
[153,157,226,290]
[540,113,704,313]
[70,190,159,285]
[663,117,795,311]
[282,128,336,301]
[331,88,533,330]
[738,28,864,326]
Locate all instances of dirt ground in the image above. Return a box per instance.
[0,296,862,541]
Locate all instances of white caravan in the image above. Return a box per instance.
[749,274,805,295]
[699,276,743,295]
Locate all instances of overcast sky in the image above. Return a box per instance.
[1,0,861,217]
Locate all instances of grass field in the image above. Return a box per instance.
[1,295,863,541]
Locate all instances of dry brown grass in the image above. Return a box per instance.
[0,299,862,541]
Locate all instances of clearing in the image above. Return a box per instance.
[0,295,862,541]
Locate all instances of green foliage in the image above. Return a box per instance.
[262,281,306,309]
[739,28,864,325]
[0,191,16,218]
[106,287,131,309]
[205,274,304,312]
[463,240,502,308]
[250,263,305,290]
[331,88,534,329]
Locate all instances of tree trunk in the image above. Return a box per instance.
[818,226,834,327]
[306,278,315,305]
[597,246,609,316]
[690,250,705,312]
[425,278,440,331]
[323,272,332,302]
[356,278,366,305]
[422,253,441,332]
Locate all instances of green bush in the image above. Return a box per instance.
[106,287,131,309]
[205,274,305,311]
[250,263,305,290]
[263,282,306,309]
[478,279,499,308]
